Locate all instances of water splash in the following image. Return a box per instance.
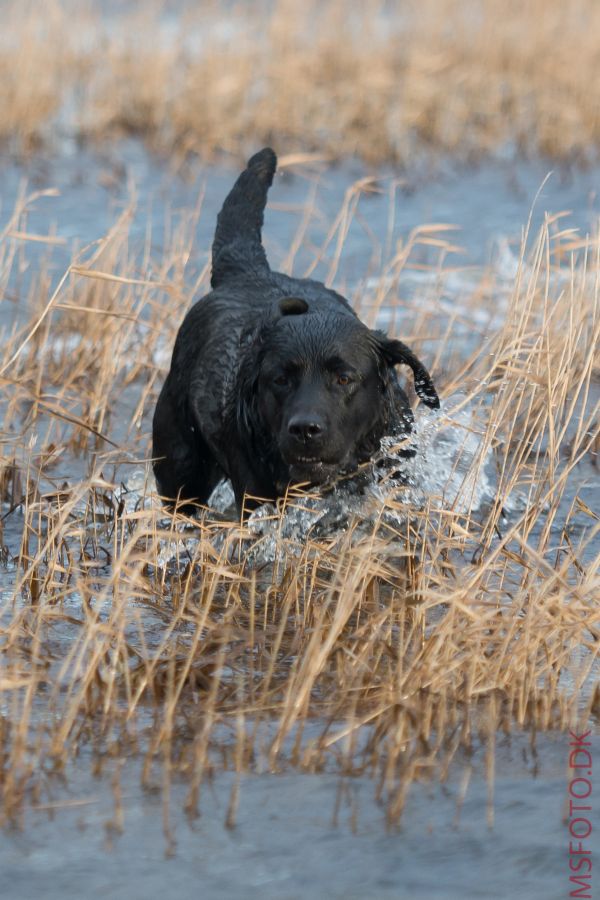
[241,394,499,562]
[125,394,502,570]
[399,394,497,513]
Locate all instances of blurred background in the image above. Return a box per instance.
[2,0,599,167]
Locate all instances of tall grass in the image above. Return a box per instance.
[2,0,600,164]
[0,173,598,833]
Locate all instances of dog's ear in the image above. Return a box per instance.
[241,297,308,348]
[278,297,309,317]
[375,333,440,409]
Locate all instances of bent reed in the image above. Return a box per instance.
[0,172,598,835]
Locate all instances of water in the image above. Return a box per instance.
[0,735,575,900]
[2,141,600,898]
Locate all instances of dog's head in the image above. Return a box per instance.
[237,297,439,488]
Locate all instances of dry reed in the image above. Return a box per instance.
[2,0,600,165]
[0,169,598,837]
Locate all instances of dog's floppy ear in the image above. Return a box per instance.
[278,297,309,317]
[375,334,440,409]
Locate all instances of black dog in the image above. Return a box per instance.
[153,148,440,512]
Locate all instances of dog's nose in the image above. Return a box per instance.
[288,415,325,442]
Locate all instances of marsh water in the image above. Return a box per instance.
[1,142,599,898]
[0,738,572,900]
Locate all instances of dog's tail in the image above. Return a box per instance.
[211,148,277,289]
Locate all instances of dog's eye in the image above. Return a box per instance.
[273,374,289,387]
[337,373,352,386]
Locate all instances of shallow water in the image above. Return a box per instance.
[1,142,600,898]
[0,735,575,900]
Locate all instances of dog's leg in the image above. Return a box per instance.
[229,466,274,517]
[152,379,222,512]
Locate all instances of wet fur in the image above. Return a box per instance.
[153,148,440,512]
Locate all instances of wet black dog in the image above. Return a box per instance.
[153,148,440,512]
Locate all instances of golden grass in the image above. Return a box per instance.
[0,173,598,835]
[2,0,600,164]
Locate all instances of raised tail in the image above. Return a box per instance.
[211,148,277,289]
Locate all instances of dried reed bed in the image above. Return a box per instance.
[0,178,599,837]
[3,0,600,165]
